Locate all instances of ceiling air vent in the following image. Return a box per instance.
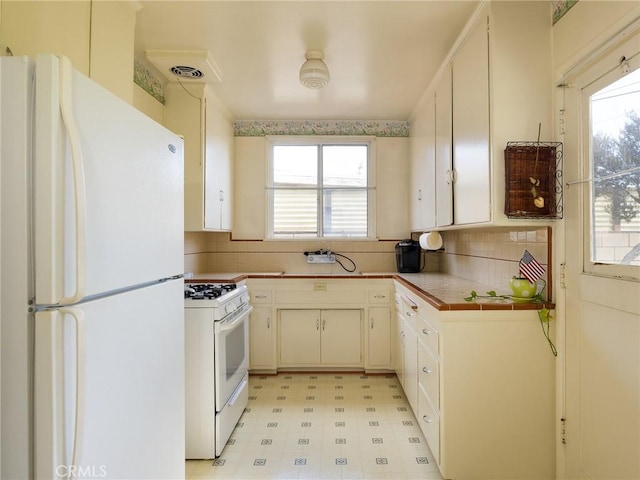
[170,65,204,79]
[145,50,223,84]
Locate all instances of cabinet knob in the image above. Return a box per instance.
[422,328,432,335]
[422,415,434,424]
[422,367,432,374]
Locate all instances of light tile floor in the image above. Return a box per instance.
[186,373,443,479]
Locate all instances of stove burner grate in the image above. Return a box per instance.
[184,283,237,300]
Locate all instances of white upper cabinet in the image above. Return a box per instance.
[410,2,553,230]
[164,83,233,232]
[0,0,136,103]
[409,63,453,230]
[434,64,453,227]
[409,92,436,231]
[451,15,491,225]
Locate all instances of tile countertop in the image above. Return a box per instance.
[184,272,554,311]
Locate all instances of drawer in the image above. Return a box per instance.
[369,290,391,304]
[400,295,419,329]
[418,386,440,465]
[418,342,439,410]
[394,293,402,310]
[250,290,272,304]
[419,318,439,356]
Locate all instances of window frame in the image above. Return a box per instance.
[578,44,640,281]
[265,136,377,240]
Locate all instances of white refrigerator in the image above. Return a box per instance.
[1,55,185,479]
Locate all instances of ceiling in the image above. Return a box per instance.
[134,1,479,121]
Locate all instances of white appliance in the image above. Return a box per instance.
[0,55,185,479]
[184,283,252,458]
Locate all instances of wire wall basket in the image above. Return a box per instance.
[504,141,563,219]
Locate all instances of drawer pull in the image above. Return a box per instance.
[255,295,268,299]
[422,328,432,335]
[423,415,434,424]
[374,294,386,299]
[422,367,432,374]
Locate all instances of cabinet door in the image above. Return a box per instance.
[403,319,419,413]
[395,310,406,387]
[279,310,320,365]
[368,307,392,368]
[164,83,205,232]
[435,64,453,227]
[203,88,234,231]
[320,310,362,366]
[452,16,490,225]
[249,307,275,370]
[409,93,436,230]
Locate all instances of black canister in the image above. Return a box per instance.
[395,239,421,273]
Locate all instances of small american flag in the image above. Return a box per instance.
[519,250,545,282]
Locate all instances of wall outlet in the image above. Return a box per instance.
[307,253,336,264]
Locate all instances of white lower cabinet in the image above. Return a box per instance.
[418,385,440,463]
[402,318,418,414]
[367,307,392,368]
[395,281,555,479]
[249,307,276,371]
[278,309,362,368]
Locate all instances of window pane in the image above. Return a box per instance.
[273,145,317,185]
[323,189,368,237]
[590,67,640,266]
[273,188,317,237]
[323,145,367,187]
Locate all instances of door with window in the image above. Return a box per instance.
[562,30,640,480]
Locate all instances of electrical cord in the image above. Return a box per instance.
[334,252,357,272]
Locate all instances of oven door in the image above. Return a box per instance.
[214,304,252,411]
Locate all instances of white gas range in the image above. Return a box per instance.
[184,282,253,458]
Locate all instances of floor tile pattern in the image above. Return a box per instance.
[186,373,443,479]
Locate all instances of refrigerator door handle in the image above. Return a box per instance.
[59,306,86,472]
[57,56,87,305]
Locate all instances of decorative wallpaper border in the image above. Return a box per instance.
[552,0,578,25]
[234,120,410,137]
[133,58,165,105]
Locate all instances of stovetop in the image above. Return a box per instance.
[184,283,237,300]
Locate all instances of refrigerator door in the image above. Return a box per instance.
[33,54,183,306]
[34,279,184,479]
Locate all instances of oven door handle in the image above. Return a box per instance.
[217,305,253,332]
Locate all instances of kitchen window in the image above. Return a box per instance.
[581,48,640,279]
[266,137,375,239]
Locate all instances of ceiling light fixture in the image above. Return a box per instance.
[299,50,330,89]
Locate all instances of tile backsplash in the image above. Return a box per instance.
[184,233,427,275]
[438,226,552,299]
[184,226,551,298]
